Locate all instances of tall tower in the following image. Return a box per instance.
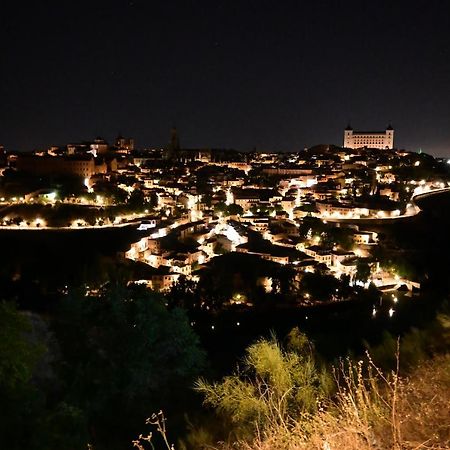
[163,127,181,160]
[385,124,394,149]
[170,127,180,152]
[343,124,353,148]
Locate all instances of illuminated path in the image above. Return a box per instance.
[323,187,450,224]
[410,186,450,205]
[0,221,140,231]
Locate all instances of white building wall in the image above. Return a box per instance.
[344,128,394,149]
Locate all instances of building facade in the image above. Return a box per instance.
[16,155,97,178]
[343,125,394,149]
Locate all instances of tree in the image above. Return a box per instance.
[298,216,326,240]
[127,189,146,210]
[226,203,244,216]
[166,275,199,309]
[53,285,205,447]
[195,330,332,439]
[0,303,88,450]
[213,202,227,214]
[299,272,340,301]
[355,260,371,284]
[323,226,354,250]
[0,302,43,389]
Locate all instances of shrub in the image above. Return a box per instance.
[195,330,332,440]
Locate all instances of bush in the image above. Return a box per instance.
[204,351,450,450]
[195,330,332,440]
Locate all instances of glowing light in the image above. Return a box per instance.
[84,178,93,193]
[44,192,57,202]
[34,217,45,227]
[372,307,377,317]
[220,224,243,246]
[388,308,395,318]
[226,188,233,205]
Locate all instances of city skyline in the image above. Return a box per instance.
[1,0,450,156]
[2,2,450,449]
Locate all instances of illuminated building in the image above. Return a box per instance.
[343,124,394,149]
[115,134,134,154]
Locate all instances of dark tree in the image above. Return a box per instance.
[355,260,371,284]
[226,203,244,216]
[52,285,205,448]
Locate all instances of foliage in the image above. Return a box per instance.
[195,330,332,439]
[355,260,371,284]
[214,202,227,214]
[0,200,156,227]
[197,253,292,308]
[322,226,354,250]
[0,303,88,450]
[31,402,89,450]
[206,352,450,450]
[226,203,244,216]
[52,285,206,447]
[214,202,244,217]
[366,311,450,371]
[128,189,146,209]
[298,272,340,301]
[166,275,199,309]
[298,217,326,240]
[0,302,43,389]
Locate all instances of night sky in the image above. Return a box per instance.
[1,0,450,155]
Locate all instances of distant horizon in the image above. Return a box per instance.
[4,127,448,159]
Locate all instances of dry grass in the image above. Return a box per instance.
[135,353,450,450]
[221,354,450,450]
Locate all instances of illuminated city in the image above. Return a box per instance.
[1,1,450,450]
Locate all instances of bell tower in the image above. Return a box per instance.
[343,124,353,148]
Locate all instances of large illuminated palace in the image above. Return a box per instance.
[343,124,394,149]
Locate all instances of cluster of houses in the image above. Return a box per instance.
[3,127,446,295]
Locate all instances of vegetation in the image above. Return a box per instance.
[0,302,43,389]
[226,353,450,450]
[0,199,154,227]
[0,287,205,450]
[244,315,449,450]
[195,330,332,441]
[298,272,341,301]
[138,316,450,450]
[214,202,244,217]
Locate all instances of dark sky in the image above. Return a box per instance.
[1,0,450,155]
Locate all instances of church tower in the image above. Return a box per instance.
[385,124,394,149]
[163,127,181,160]
[343,124,353,148]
